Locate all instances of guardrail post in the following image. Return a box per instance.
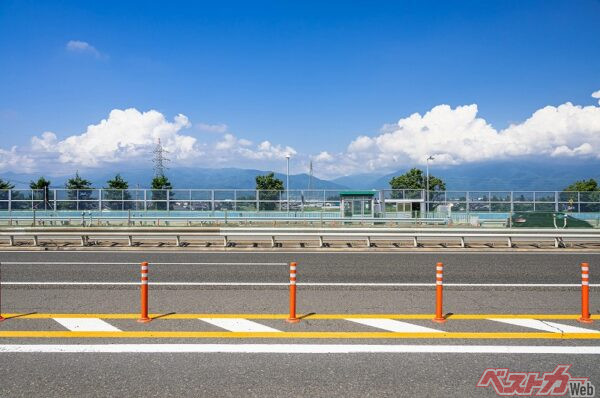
[433,262,446,323]
[223,236,228,247]
[287,262,300,323]
[319,236,324,248]
[0,262,4,322]
[507,237,512,248]
[175,235,181,247]
[271,236,276,248]
[578,262,593,324]
[8,236,14,246]
[138,262,151,323]
[32,235,38,246]
[128,235,133,247]
[460,237,465,248]
[413,237,418,247]
[366,236,372,247]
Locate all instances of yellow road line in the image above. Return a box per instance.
[1,331,600,339]
[2,313,599,320]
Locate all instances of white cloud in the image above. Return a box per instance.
[196,122,228,133]
[314,92,600,176]
[30,108,197,166]
[593,89,600,105]
[314,151,334,162]
[66,40,104,59]
[1,108,297,174]
[0,146,35,173]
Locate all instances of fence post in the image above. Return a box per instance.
[0,262,4,322]
[432,262,446,323]
[287,262,300,323]
[138,262,151,323]
[578,262,593,324]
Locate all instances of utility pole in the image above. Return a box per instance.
[426,155,435,219]
[308,160,313,190]
[286,154,291,214]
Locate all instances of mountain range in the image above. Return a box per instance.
[2,159,599,191]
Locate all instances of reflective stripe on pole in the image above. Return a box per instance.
[432,262,446,323]
[286,262,300,323]
[578,262,593,324]
[0,262,4,322]
[138,262,151,323]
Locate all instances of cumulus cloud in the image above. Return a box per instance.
[66,40,104,59]
[30,108,197,166]
[0,146,35,173]
[593,89,600,105]
[313,92,600,176]
[0,108,297,174]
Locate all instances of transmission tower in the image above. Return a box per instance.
[152,138,170,177]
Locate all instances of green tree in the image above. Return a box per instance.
[150,175,172,210]
[389,168,446,211]
[389,168,446,192]
[564,178,600,212]
[151,175,172,190]
[65,171,93,210]
[564,178,598,192]
[30,177,51,209]
[66,171,92,189]
[106,174,129,190]
[0,178,14,190]
[29,177,51,190]
[256,172,283,210]
[105,174,130,210]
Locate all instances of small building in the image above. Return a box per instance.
[339,190,376,218]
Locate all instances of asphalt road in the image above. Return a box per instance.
[1,249,599,397]
[1,250,598,284]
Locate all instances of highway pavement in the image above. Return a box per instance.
[1,249,599,397]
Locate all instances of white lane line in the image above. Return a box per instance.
[53,318,121,332]
[199,318,281,333]
[1,262,287,266]
[3,282,599,287]
[488,318,600,334]
[2,344,600,354]
[346,318,442,333]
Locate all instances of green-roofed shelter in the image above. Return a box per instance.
[339,190,376,217]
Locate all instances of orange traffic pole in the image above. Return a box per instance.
[138,262,151,323]
[432,262,446,323]
[578,262,593,324]
[287,262,300,323]
[0,261,4,322]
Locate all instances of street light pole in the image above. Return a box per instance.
[426,155,434,219]
[286,154,291,214]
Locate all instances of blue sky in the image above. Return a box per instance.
[1,0,600,178]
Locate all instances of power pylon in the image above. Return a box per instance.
[152,138,170,177]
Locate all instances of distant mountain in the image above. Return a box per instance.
[2,158,599,191]
[331,173,385,189]
[1,167,347,190]
[371,159,600,191]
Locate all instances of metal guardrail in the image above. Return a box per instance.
[0,227,598,248]
[0,215,450,227]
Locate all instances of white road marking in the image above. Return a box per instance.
[53,318,121,332]
[346,318,442,333]
[488,318,600,334]
[1,344,600,354]
[199,318,282,333]
[1,262,287,266]
[3,282,599,287]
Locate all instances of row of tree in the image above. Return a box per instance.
[0,173,173,191]
[1,169,599,193]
